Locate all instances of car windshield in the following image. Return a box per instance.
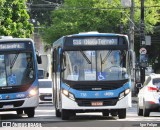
[38,69,44,79]
[153,78,160,88]
[38,80,52,88]
[0,53,35,87]
[62,50,128,81]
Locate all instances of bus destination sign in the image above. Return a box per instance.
[73,38,118,46]
[0,43,25,50]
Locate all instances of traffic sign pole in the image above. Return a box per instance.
[140,0,146,85]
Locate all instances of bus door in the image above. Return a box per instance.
[127,50,135,94]
[53,47,62,108]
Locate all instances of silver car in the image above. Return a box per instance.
[38,79,53,103]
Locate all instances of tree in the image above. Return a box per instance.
[0,0,34,38]
[28,0,63,26]
[41,0,160,46]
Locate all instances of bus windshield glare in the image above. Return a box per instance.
[62,50,128,81]
[0,52,35,87]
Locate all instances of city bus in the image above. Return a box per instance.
[0,36,41,117]
[52,32,134,120]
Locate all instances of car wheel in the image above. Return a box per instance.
[137,103,143,116]
[143,102,150,117]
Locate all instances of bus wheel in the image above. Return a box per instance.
[118,109,126,119]
[55,108,61,117]
[55,100,61,117]
[61,109,70,120]
[61,109,75,120]
[16,109,23,115]
[110,110,118,116]
[102,110,109,116]
[24,108,35,118]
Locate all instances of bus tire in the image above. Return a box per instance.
[24,108,35,118]
[102,110,109,116]
[61,109,70,120]
[55,109,61,117]
[16,109,23,115]
[55,100,61,117]
[118,109,126,119]
[110,110,118,116]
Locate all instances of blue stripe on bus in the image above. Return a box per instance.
[61,82,130,99]
[0,82,38,100]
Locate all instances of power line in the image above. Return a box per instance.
[1,4,160,10]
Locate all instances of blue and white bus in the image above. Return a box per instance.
[52,32,134,120]
[0,36,41,117]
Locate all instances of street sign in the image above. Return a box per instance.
[139,47,147,54]
[145,36,151,45]
[121,0,131,7]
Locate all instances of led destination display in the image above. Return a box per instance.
[73,38,118,46]
[0,43,25,50]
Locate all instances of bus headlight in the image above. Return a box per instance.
[29,88,38,97]
[119,89,130,100]
[119,92,125,100]
[62,89,75,101]
[62,89,69,96]
[68,93,75,101]
[124,88,130,95]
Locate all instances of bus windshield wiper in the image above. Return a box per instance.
[80,51,91,64]
[10,54,19,70]
[100,53,103,72]
[102,51,112,64]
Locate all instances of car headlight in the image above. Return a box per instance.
[29,88,38,97]
[62,89,75,101]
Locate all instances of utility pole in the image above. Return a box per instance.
[140,0,147,84]
[130,0,136,96]
[130,0,134,51]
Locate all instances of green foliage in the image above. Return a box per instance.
[41,0,160,46]
[0,0,34,38]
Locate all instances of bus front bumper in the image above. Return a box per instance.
[0,96,39,111]
[61,92,131,110]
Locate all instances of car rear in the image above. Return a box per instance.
[38,79,53,103]
[145,77,160,111]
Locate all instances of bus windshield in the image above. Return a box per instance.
[0,53,35,87]
[62,50,128,81]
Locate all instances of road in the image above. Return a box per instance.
[0,103,160,127]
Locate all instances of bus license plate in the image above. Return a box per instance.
[3,105,13,109]
[91,101,103,106]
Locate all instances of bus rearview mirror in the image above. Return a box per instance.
[37,55,42,64]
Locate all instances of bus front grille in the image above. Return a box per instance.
[75,98,118,106]
[0,100,24,108]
